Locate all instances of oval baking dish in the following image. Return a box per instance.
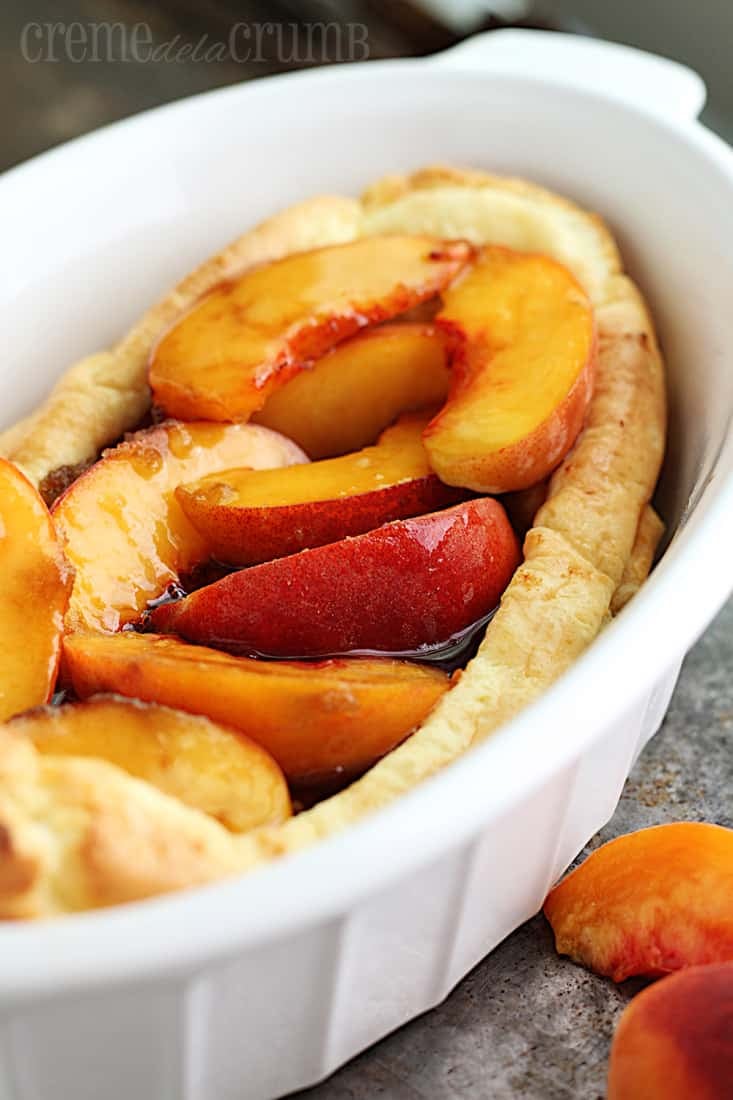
[0,29,731,1100]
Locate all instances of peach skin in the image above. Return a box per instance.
[149,237,473,421]
[147,497,521,657]
[62,633,451,784]
[10,694,290,834]
[426,246,596,492]
[544,823,733,981]
[253,323,451,458]
[176,413,466,566]
[52,420,306,633]
[0,458,72,721]
[608,962,733,1100]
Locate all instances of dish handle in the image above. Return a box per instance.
[430,28,706,123]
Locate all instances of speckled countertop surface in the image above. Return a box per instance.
[301,599,732,1099]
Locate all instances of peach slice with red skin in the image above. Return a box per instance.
[62,633,451,785]
[10,694,290,833]
[608,963,733,1100]
[544,823,733,981]
[425,246,596,492]
[253,323,451,458]
[52,420,306,633]
[148,497,520,657]
[177,413,466,566]
[0,458,72,720]
[149,236,473,422]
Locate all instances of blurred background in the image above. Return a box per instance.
[2,0,731,172]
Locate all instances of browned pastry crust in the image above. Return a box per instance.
[0,727,240,918]
[0,167,666,916]
[611,506,665,614]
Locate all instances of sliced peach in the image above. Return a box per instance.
[52,421,306,633]
[544,823,733,981]
[149,237,472,421]
[148,497,520,657]
[0,459,72,720]
[10,694,290,833]
[253,323,450,458]
[608,963,733,1100]
[63,633,451,784]
[425,246,596,492]
[177,413,466,566]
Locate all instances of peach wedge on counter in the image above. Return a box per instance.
[177,413,465,566]
[63,633,451,785]
[0,458,71,721]
[426,246,596,492]
[607,962,733,1100]
[544,823,733,981]
[253,323,451,459]
[150,236,473,421]
[148,497,520,657]
[11,695,290,833]
[52,420,306,633]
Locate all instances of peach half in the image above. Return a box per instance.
[253,323,450,458]
[149,237,472,421]
[544,822,733,981]
[608,962,733,1100]
[63,632,451,785]
[148,497,520,657]
[426,245,596,492]
[0,458,71,720]
[52,421,306,633]
[10,694,290,833]
[176,412,465,566]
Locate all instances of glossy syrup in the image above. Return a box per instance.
[318,609,497,674]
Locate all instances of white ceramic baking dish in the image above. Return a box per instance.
[1,28,732,1100]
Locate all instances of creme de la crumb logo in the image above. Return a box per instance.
[20,20,370,65]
